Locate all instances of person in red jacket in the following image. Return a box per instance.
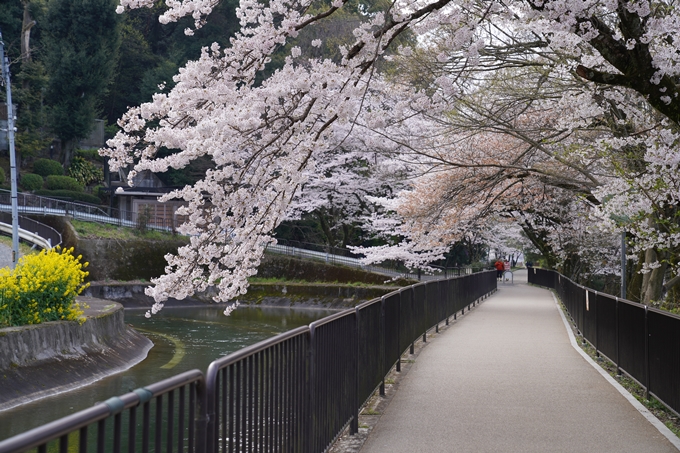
[494,259,504,280]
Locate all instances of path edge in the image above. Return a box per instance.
[551,292,680,451]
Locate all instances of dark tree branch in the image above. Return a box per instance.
[575,65,632,88]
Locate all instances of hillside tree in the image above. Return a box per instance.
[44,0,121,167]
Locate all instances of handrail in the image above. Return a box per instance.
[529,268,680,418]
[0,211,62,250]
[0,369,205,453]
[205,325,310,375]
[0,272,498,453]
[0,189,176,233]
[267,240,489,280]
[0,223,51,249]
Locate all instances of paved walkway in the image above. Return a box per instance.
[0,243,14,269]
[360,270,679,452]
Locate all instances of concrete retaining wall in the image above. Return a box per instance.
[0,297,153,411]
[84,282,398,310]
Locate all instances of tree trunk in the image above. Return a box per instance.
[61,138,76,169]
[315,211,334,247]
[21,1,36,63]
[640,248,668,305]
[626,251,645,303]
[519,223,558,269]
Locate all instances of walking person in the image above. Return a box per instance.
[494,259,504,280]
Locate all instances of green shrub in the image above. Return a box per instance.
[33,158,64,177]
[35,190,102,204]
[68,156,104,185]
[0,167,6,185]
[20,173,44,191]
[75,149,103,161]
[92,185,107,200]
[45,175,84,192]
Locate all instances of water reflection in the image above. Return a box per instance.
[0,305,336,440]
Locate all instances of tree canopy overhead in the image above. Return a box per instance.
[104,0,680,314]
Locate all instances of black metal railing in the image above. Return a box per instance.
[0,370,206,453]
[0,271,497,453]
[528,268,680,417]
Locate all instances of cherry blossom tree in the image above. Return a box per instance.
[283,144,398,247]
[103,0,680,313]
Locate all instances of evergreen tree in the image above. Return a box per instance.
[43,0,120,167]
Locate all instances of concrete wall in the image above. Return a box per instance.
[257,254,415,285]
[38,216,188,281]
[84,281,397,310]
[0,297,153,410]
[28,217,415,286]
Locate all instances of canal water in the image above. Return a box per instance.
[0,305,336,441]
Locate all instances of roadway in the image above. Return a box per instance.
[357,270,680,452]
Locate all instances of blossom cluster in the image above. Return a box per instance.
[105,0,680,308]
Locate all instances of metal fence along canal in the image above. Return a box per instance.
[0,271,497,453]
[529,267,680,418]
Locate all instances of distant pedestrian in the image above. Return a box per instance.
[494,259,504,280]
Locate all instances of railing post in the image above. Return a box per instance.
[594,291,599,358]
[194,378,208,453]
[615,297,621,377]
[644,306,650,400]
[204,365,217,453]
[351,309,359,435]
[305,327,316,453]
[396,292,401,373]
[380,296,386,396]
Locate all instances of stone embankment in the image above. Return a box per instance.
[0,297,152,411]
[84,281,399,310]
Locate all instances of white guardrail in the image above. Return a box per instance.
[0,223,52,250]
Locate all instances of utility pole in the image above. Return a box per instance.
[0,29,21,268]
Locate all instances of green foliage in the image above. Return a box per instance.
[20,173,44,191]
[0,167,5,185]
[92,185,105,198]
[70,219,183,240]
[45,175,84,192]
[104,123,119,140]
[33,158,64,177]
[0,1,24,63]
[43,0,121,143]
[75,149,104,162]
[0,247,89,327]
[67,156,104,185]
[14,61,50,145]
[35,190,101,205]
[102,23,160,123]
[15,132,52,160]
[102,0,239,123]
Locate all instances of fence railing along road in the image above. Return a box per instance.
[0,271,497,453]
[0,189,480,279]
[268,239,486,281]
[529,268,680,418]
